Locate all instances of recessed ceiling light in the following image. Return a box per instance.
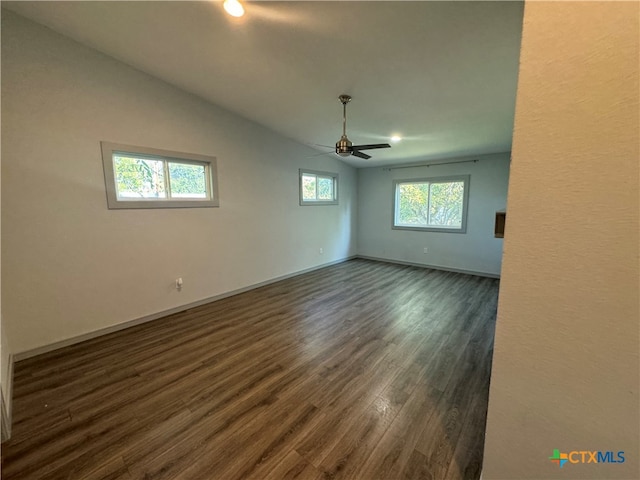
[390,135,402,143]
[224,0,245,17]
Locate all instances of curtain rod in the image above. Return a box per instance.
[382,159,478,171]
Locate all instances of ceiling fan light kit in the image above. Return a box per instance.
[336,136,353,157]
[334,95,391,160]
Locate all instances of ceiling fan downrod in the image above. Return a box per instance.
[336,94,353,157]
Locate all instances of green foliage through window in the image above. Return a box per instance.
[168,162,207,198]
[113,154,209,200]
[318,177,334,200]
[302,174,317,201]
[394,176,468,232]
[300,170,338,205]
[114,156,166,198]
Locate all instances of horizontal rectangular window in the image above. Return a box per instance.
[299,169,338,205]
[101,142,218,209]
[393,175,469,233]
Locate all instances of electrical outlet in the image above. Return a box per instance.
[423,247,429,254]
[319,248,324,254]
[176,277,183,290]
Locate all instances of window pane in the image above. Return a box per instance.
[317,176,334,200]
[393,176,468,232]
[168,162,207,198]
[428,181,464,227]
[397,182,429,225]
[113,155,166,199]
[299,170,338,205]
[302,174,317,200]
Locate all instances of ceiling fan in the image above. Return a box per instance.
[333,95,391,160]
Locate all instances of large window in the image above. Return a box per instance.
[101,142,218,209]
[393,175,469,233]
[299,169,338,205]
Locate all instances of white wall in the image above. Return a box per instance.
[357,153,509,276]
[483,2,638,479]
[1,10,357,356]
[0,80,9,437]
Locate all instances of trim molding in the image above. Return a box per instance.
[356,255,501,279]
[14,256,356,361]
[1,354,14,442]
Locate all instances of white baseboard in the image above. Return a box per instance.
[356,255,501,279]
[1,353,14,442]
[14,256,356,362]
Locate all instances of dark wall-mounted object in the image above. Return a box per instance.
[495,210,506,238]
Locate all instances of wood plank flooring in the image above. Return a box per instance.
[1,259,499,480]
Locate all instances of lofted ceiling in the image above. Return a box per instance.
[3,1,524,167]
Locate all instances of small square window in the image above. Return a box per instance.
[101,142,219,209]
[299,169,338,205]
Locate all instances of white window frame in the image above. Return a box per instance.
[299,169,339,205]
[392,175,470,233]
[101,141,219,209]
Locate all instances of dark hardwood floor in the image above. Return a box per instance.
[1,259,499,480]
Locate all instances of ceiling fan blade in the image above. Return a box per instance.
[308,143,334,149]
[306,150,337,158]
[352,143,391,151]
[352,150,371,160]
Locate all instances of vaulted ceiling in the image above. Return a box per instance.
[3,1,524,167]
